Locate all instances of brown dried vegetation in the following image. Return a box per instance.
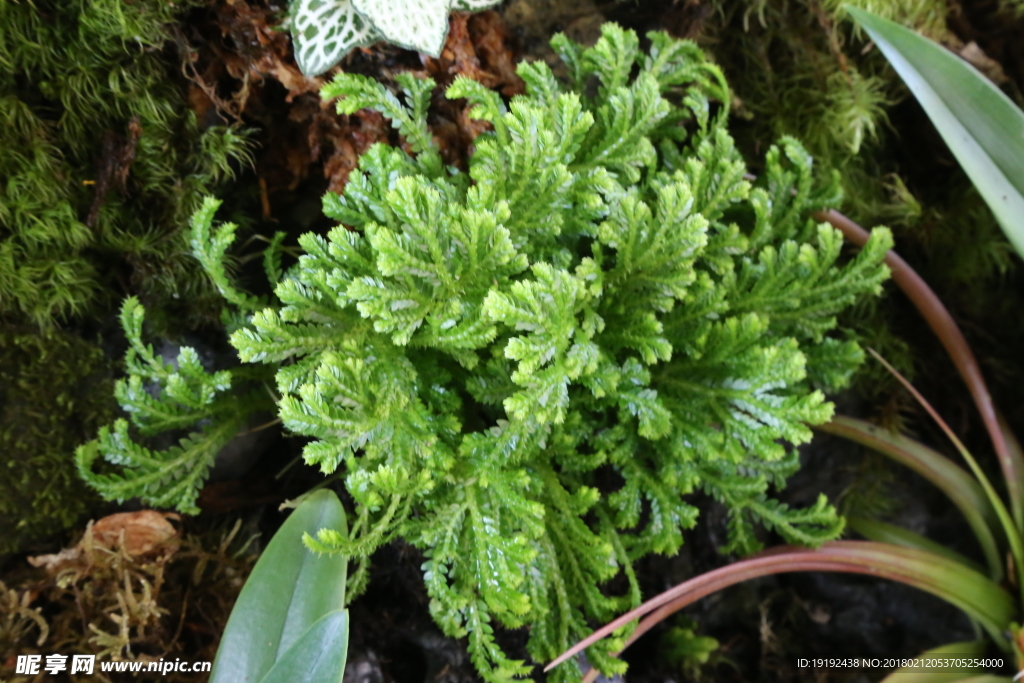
[177,3,524,218]
[1,512,256,682]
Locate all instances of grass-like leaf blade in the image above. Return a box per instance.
[846,6,1024,259]
[547,541,1015,674]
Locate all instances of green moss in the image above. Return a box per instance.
[1,0,261,552]
[0,0,254,328]
[0,329,115,555]
[690,0,1024,415]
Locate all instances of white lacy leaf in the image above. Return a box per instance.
[291,0,506,75]
[291,0,381,76]
[450,0,502,9]
[352,0,451,56]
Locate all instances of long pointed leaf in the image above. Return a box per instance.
[844,7,1024,258]
[546,541,1015,674]
[209,489,348,683]
[881,641,987,683]
[864,348,1024,601]
[819,416,1002,579]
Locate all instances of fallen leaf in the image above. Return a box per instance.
[254,52,324,103]
[321,109,391,194]
[468,11,525,96]
[28,511,180,573]
[90,510,180,556]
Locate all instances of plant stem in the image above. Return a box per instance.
[814,209,1024,533]
[547,542,1015,676]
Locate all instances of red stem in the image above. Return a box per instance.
[546,541,1003,673]
[813,209,1024,530]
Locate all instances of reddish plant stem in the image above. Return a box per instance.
[813,209,1024,530]
[549,541,1011,678]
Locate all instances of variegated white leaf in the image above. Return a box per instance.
[291,0,381,77]
[291,0,506,75]
[352,0,450,57]
[450,0,502,10]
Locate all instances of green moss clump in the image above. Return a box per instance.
[0,330,115,555]
[0,0,253,328]
[689,0,1024,422]
[1,0,261,553]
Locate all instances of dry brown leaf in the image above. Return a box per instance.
[26,546,80,572]
[255,53,324,102]
[91,511,180,556]
[321,109,390,194]
[422,11,524,95]
[468,11,525,96]
[28,511,180,573]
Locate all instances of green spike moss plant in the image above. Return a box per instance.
[0,0,253,327]
[699,0,1022,409]
[79,24,892,682]
[547,211,1024,683]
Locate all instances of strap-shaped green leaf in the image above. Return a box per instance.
[209,489,348,683]
[846,6,1024,259]
[880,640,988,683]
[848,517,985,575]
[819,415,1003,580]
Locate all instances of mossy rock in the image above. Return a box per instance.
[0,330,115,555]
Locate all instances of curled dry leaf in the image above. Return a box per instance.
[28,511,181,572]
[90,510,181,556]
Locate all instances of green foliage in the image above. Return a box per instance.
[0,0,253,328]
[2,0,258,546]
[823,0,951,40]
[268,25,887,681]
[698,0,944,225]
[75,297,273,515]
[658,619,723,681]
[0,329,115,555]
[698,0,1024,415]
[84,23,891,682]
[210,490,349,683]
[848,6,1024,262]
[76,200,278,515]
